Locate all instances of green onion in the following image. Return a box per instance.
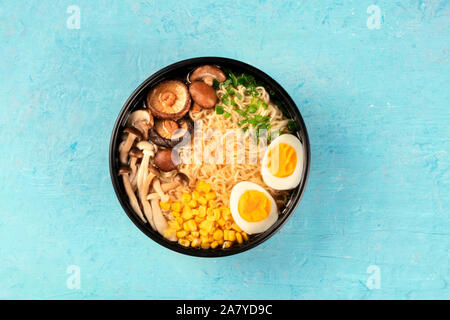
[230,98,238,107]
[238,119,247,127]
[242,126,249,133]
[235,92,243,99]
[221,95,229,105]
[227,87,235,96]
[223,112,231,118]
[247,105,258,113]
[229,72,238,87]
[254,115,269,122]
[262,102,268,109]
[234,109,248,118]
[215,105,224,114]
[212,79,220,90]
[287,120,297,131]
[247,118,258,126]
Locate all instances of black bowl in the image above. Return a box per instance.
[109,57,310,257]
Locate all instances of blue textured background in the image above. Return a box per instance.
[0,0,449,299]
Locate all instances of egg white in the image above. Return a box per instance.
[261,134,304,190]
[229,181,278,235]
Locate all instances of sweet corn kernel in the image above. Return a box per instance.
[228,230,236,241]
[210,241,219,249]
[198,196,207,206]
[201,236,210,244]
[159,201,171,211]
[224,221,232,229]
[217,218,226,227]
[206,214,215,222]
[194,216,204,224]
[205,191,216,200]
[212,208,221,221]
[191,231,200,238]
[198,205,207,217]
[213,229,223,241]
[186,234,195,242]
[172,211,181,218]
[191,238,201,247]
[176,217,183,225]
[171,202,182,212]
[220,206,231,216]
[181,193,191,203]
[208,200,217,208]
[178,239,190,247]
[197,181,212,193]
[182,206,193,220]
[192,190,200,201]
[199,220,214,233]
[231,223,242,233]
[187,219,197,231]
[199,229,209,237]
[164,228,177,239]
[241,232,249,241]
[188,199,198,208]
[183,221,190,231]
[201,242,210,249]
[223,230,229,241]
[208,236,215,242]
[236,232,243,243]
[217,239,224,245]
[222,241,232,249]
[192,208,199,216]
[168,220,181,231]
[176,230,187,238]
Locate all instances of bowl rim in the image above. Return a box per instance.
[109,57,311,257]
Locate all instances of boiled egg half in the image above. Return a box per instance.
[261,134,303,190]
[230,182,278,234]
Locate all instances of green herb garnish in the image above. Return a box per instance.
[246,105,258,113]
[234,109,248,118]
[238,119,247,127]
[221,95,229,105]
[287,120,297,131]
[215,105,224,114]
[212,79,220,90]
[223,112,231,118]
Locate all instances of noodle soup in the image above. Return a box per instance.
[114,62,306,251]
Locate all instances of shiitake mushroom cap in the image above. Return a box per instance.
[189,81,217,109]
[148,116,193,148]
[147,80,191,120]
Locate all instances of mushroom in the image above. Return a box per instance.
[138,170,156,230]
[126,109,154,140]
[147,80,191,120]
[149,116,193,148]
[160,181,180,192]
[154,148,177,172]
[175,172,190,186]
[191,102,202,113]
[136,141,155,189]
[129,147,143,190]
[150,198,176,241]
[155,120,179,140]
[189,65,226,86]
[153,178,169,203]
[119,127,143,164]
[189,81,217,109]
[118,166,146,223]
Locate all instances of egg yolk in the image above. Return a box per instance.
[267,143,297,177]
[238,190,271,222]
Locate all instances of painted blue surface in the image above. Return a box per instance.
[0,0,449,300]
